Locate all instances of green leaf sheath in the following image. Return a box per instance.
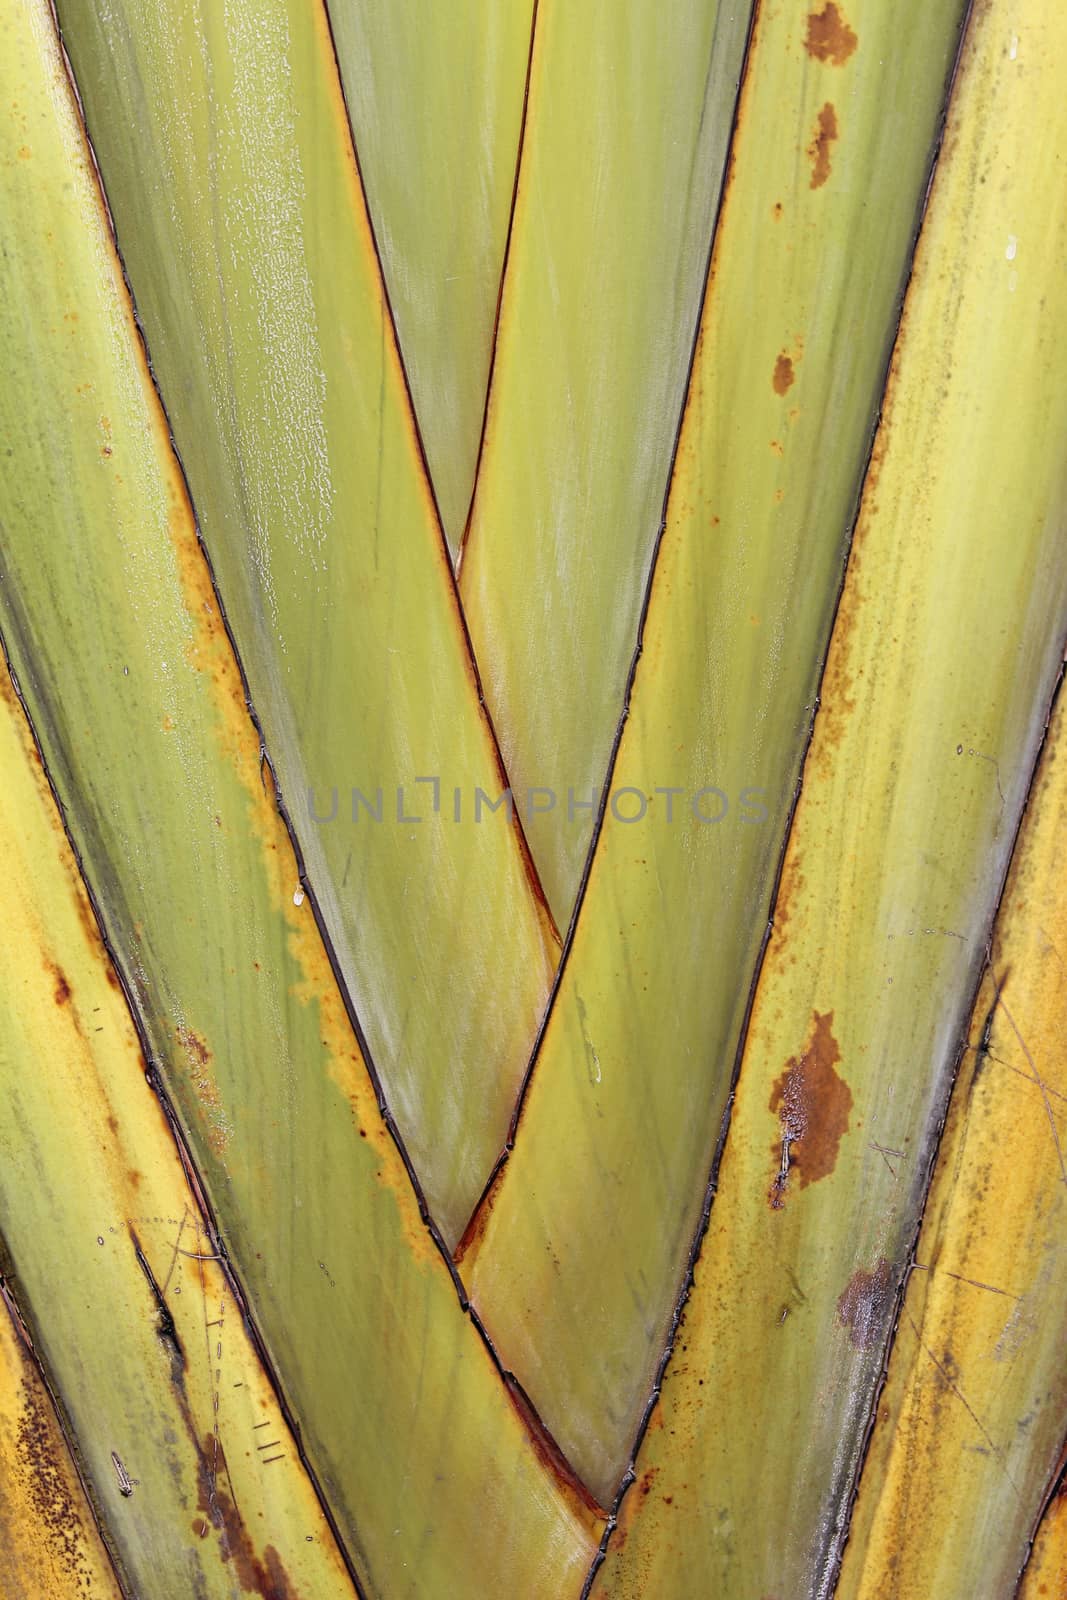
[465,0,969,1507]
[0,4,599,1595]
[326,0,536,556]
[458,0,753,926]
[595,0,1067,1590]
[52,0,559,1247]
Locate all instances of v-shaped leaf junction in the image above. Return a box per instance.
[2,1,1066,1597]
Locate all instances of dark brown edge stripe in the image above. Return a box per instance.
[1014,1432,1067,1596]
[454,0,763,1263]
[573,0,982,1587]
[453,0,540,575]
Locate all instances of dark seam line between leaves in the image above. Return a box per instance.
[827,688,1067,1595]
[577,0,981,1587]
[1013,1432,1067,1597]
[40,9,388,1592]
[454,0,540,577]
[0,617,367,1600]
[455,0,763,1265]
[830,660,1066,1596]
[0,1269,134,1600]
[46,0,585,1521]
[818,8,1067,1590]
[318,0,558,937]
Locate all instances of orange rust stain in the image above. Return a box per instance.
[502,1380,606,1527]
[72,875,107,961]
[773,850,805,935]
[768,1011,852,1206]
[772,353,796,395]
[805,4,858,65]
[772,201,783,221]
[163,468,432,1253]
[454,1163,504,1268]
[837,1258,894,1349]
[811,579,861,774]
[808,103,839,189]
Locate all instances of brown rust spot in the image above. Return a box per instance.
[808,103,839,189]
[837,1258,894,1349]
[772,353,796,395]
[47,962,71,1006]
[805,4,858,65]
[176,1026,231,1153]
[176,1026,210,1068]
[196,1436,300,1597]
[11,1374,94,1583]
[768,1011,852,1206]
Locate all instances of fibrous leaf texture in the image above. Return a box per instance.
[1,0,1065,1594]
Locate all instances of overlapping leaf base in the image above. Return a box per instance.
[1,0,1064,1594]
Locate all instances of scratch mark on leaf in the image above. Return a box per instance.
[992,973,1067,1188]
